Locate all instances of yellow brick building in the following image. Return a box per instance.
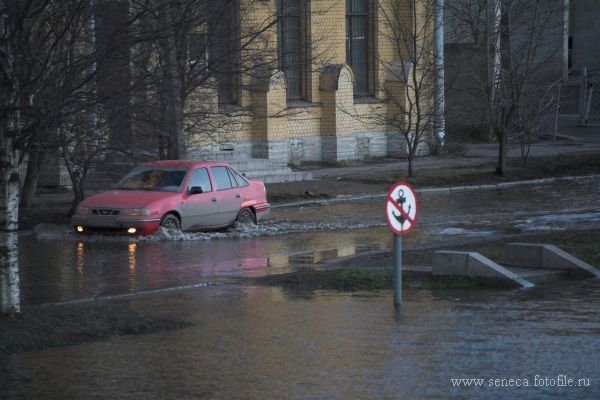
[184,0,436,166]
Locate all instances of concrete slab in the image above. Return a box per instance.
[433,251,534,288]
[504,243,600,278]
[504,267,568,284]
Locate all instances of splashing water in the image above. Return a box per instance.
[34,220,387,242]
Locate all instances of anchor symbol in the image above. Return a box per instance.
[392,189,411,227]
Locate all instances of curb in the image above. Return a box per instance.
[272,174,600,209]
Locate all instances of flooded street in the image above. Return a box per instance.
[4,177,599,399]
[2,281,599,399]
[17,176,600,305]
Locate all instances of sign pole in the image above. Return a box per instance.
[385,181,418,308]
[393,234,402,306]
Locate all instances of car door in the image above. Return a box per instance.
[210,166,243,225]
[181,167,220,229]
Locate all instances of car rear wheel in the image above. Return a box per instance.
[160,213,181,231]
[236,207,255,226]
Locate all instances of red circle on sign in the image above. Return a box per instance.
[385,181,419,236]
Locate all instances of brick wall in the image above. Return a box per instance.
[185,0,436,164]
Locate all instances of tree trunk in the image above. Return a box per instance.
[160,4,184,160]
[495,127,507,176]
[70,176,86,215]
[408,156,415,177]
[0,149,22,316]
[62,149,87,215]
[20,148,45,209]
[407,143,416,177]
[0,232,20,316]
[0,24,22,315]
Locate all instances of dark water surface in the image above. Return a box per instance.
[18,177,600,305]
[2,281,599,399]
[5,177,599,399]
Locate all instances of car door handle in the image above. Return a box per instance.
[235,193,241,198]
[212,197,218,203]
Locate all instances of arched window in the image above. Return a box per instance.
[278,0,303,99]
[209,0,239,105]
[346,0,370,96]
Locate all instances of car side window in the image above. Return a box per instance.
[226,168,240,188]
[230,168,249,188]
[189,168,212,193]
[211,166,234,191]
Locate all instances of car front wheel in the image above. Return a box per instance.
[236,208,255,226]
[160,213,181,231]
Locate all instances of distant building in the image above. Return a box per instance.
[444,0,570,136]
[95,1,440,174]
[179,0,439,167]
[39,0,442,190]
[570,0,600,73]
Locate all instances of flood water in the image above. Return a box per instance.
[4,176,600,399]
[2,281,599,399]
[17,176,600,305]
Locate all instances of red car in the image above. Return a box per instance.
[71,161,270,234]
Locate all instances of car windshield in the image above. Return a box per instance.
[117,167,188,192]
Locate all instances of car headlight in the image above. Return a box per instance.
[76,206,90,215]
[121,208,151,216]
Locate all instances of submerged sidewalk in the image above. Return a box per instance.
[304,117,600,180]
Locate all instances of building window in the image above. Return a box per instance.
[209,2,238,105]
[278,0,303,99]
[346,0,369,96]
[188,32,208,66]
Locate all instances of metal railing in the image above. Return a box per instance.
[579,67,600,126]
[586,71,600,126]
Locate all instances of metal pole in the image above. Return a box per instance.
[434,0,446,147]
[563,0,570,80]
[579,66,588,126]
[393,234,402,307]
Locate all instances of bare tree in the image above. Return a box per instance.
[1,0,91,315]
[446,0,566,175]
[345,0,440,177]
[0,0,141,314]
[121,0,280,160]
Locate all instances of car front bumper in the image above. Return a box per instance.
[71,215,161,235]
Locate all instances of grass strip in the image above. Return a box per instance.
[339,154,600,187]
[0,302,194,354]
[254,268,480,292]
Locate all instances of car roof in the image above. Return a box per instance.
[141,160,231,169]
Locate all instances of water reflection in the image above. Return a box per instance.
[127,243,137,292]
[17,176,600,306]
[76,242,84,276]
[0,232,21,314]
[3,282,598,399]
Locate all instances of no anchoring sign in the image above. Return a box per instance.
[385,181,419,236]
[386,181,419,307]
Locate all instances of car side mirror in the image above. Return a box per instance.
[189,186,203,195]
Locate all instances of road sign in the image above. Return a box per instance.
[385,181,419,307]
[385,181,419,236]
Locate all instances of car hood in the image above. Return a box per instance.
[79,190,179,209]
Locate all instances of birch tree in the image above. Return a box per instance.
[0,0,93,315]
